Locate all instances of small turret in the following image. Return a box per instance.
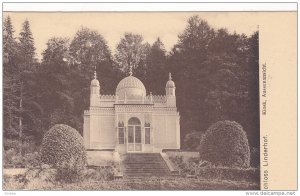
[166,72,176,107]
[166,72,176,96]
[90,69,100,107]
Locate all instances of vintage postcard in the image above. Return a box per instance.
[2,2,297,193]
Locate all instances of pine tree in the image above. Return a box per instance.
[3,16,20,139]
[19,19,36,67]
[3,15,18,71]
[15,19,38,153]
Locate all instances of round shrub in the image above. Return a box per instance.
[40,124,87,171]
[199,120,250,168]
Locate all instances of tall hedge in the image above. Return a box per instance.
[40,124,87,169]
[199,120,250,168]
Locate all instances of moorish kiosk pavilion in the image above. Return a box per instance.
[83,67,180,156]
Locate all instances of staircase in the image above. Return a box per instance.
[122,153,171,177]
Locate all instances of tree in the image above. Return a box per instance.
[69,28,118,123]
[177,15,215,53]
[168,15,259,150]
[42,37,70,65]
[16,19,38,153]
[19,19,36,67]
[145,38,168,95]
[168,16,216,140]
[69,27,111,73]
[114,32,150,75]
[3,16,20,139]
[37,37,75,133]
[243,31,259,148]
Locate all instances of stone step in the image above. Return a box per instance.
[124,158,162,161]
[123,161,162,164]
[124,171,169,175]
[125,174,169,177]
[124,165,168,168]
[124,168,169,171]
[124,166,168,169]
[122,153,170,177]
[124,171,169,174]
[124,162,162,165]
[124,157,162,160]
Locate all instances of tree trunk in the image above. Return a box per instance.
[19,82,23,155]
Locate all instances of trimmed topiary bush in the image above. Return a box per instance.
[40,124,87,182]
[199,120,250,168]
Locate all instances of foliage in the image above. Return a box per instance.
[3,174,25,190]
[19,19,36,65]
[4,148,21,168]
[42,37,70,64]
[55,159,85,183]
[3,16,21,139]
[3,172,259,190]
[4,148,40,168]
[40,124,87,171]
[69,27,119,123]
[169,15,259,149]
[3,16,40,153]
[250,147,260,168]
[144,38,168,95]
[182,130,204,151]
[169,155,258,183]
[3,139,19,151]
[23,152,41,168]
[83,167,115,181]
[24,174,55,190]
[114,32,150,74]
[169,155,210,175]
[35,38,79,133]
[197,167,259,183]
[199,120,250,168]
[3,15,259,153]
[69,27,111,71]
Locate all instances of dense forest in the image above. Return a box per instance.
[3,15,259,155]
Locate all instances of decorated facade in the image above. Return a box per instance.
[83,68,180,153]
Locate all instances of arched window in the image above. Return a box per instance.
[118,122,124,127]
[128,117,141,125]
[145,122,151,144]
[118,122,125,144]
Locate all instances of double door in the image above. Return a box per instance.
[127,125,142,152]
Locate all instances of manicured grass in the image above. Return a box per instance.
[4,175,259,190]
[55,178,259,190]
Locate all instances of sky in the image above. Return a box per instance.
[4,12,259,60]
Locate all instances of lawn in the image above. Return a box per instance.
[52,178,259,190]
[4,173,259,190]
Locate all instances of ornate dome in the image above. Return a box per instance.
[91,78,100,86]
[116,75,146,99]
[166,73,175,88]
[91,71,100,86]
[166,80,175,88]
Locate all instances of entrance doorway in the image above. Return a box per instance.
[127,117,142,152]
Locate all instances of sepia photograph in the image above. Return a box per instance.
[2,3,297,192]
